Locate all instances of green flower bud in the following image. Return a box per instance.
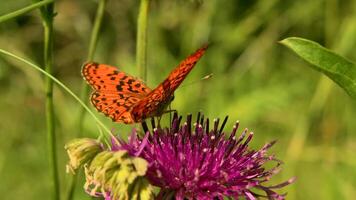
[64,138,103,174]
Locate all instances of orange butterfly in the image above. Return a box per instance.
[82,45,208,124]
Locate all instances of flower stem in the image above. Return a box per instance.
[38,1,60,200]
[67,1,107,199]
[0,0,53,23]
[136,0,150,81]
[44,23,59,200]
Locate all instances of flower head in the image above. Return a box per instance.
[65,139,154,200]
[84,150,153,200]
[114,113,295,200]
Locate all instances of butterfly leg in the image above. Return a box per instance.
[161,109,177,115]
[169,104,172,128]
[156,109,177,127]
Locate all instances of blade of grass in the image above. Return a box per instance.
[136,0,150,82]
[78,0,108,138]
[0,49,113,139]
[0,0,53,23]
[87,0,107,62]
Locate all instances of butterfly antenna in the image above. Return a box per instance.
[179,73,213,89]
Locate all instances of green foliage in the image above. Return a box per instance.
[0,0,356,200]
[281,37,356,98]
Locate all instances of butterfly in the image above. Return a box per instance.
[82,45,208,124]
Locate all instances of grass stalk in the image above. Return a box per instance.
[78,0,107,137]
[67,0,108,199]
[0,49,113,137]
[0,0,53,23]
[136,0,150,81]
[38,1,60,200]
[87,0,107,61]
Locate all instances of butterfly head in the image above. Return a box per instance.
[130,94,175,123]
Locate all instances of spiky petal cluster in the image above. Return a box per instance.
[113,113,295,200]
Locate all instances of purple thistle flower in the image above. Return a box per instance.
[113,113,295,200]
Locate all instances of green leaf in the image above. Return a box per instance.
[280,37,356,98]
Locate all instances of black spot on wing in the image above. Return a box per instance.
[116,84,123,91]
[128,85,139,93]
[127,79,135,84]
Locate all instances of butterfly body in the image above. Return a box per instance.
[82,45,207,124]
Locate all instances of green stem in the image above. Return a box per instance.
[136,0,150,81]
[0,49,113,138]
[67,1,107,199]
[39,2,60,200]
[87,0,107,61]
[0,0,53,23]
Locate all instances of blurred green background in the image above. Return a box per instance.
[1,0,356,199]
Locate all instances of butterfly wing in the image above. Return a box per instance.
[131,45,208,121]
[162,44,208,94]
[82,62,151,123]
